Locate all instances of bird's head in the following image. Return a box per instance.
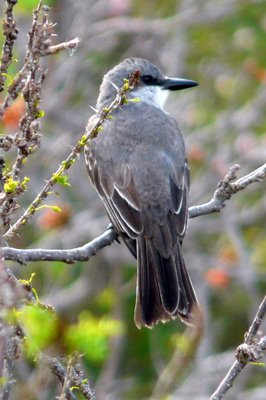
[96,58,198,110]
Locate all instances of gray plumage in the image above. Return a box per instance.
[85,58,200,328]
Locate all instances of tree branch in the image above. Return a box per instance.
[210,296,266,400]
[0,253,24,400]
[2,163,265,264]
[2,71,140,242]
[0,0,18,93]
[3,226,118,264]
[0,263,96,400]
[40,354,96,400]
[0,2,81,228]
[189,163,266,218]
[45,37,80,55]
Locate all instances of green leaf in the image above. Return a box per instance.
[36,205,62,213]
[4,177,19,193]
[53,175,71,187]
[16,0,55,15]
[1,72,14,86]
[249,361,266,367]
[36,110,45,118]
[127,97,141,103]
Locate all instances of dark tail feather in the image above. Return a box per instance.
[134,238,169,328]
[175,245,199,325]
[134,237,199,328]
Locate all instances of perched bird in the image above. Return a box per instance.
[85,58,200,328]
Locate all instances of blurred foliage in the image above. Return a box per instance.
[132,0,177,17]
[18,304,58,357]
[16,0,55,15]
[252,238,266,271]
[210,286,250,350]
[64,311,124,363]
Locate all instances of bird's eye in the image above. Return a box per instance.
[141,75,154,84]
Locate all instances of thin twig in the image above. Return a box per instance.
[0,2,81,229]
[0,255,24,400]
[58,357,76,400]
[3,72,140,242]
[0,0,19,93]
[210,296,266,400]
[189,163,266,218]
[46,37,80,55]
[40,354,96,400]
[245,295,266,344]
[44,356,76,400]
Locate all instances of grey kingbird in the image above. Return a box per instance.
[85,58,200,328]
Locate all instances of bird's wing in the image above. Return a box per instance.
[86,144,142,239]
[85,105,189,250]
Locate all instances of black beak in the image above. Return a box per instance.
[162,77,199,91]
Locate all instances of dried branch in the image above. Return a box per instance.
[0,2,81,228]
[0,3,54,226]
[0,0,19,93]
[0,1,42,120]
[3,72,140,242]
[2,163,265,263]
[210,296,266,400]
[69,363,96,400]
[0,2,78,120]
[56,356,77,400]
[3,226,118,264]
[245,295,266,344]
[0,253,24,400]
[0,3,45,227]
[40,354,96,400]
[9,1,53,182]
[46,37,81,55]
[0,263,96,400]
[189,163,266,218]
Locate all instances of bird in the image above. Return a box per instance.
[85,58,200,329]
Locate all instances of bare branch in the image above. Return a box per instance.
[3,226,118,264]
[0,0,19,93]
[3,73,140,241]
[46,37,81,55]
[2,163,265,264]
[189,163,266,218]
[41,355,75,400]
[210,296,266,400]
[40,354,96,400]
[245,294,266,344]
[0,3,81,229]
[0,253,24,400]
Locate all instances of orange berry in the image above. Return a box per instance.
[205,268,230,289]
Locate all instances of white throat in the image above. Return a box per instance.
[131,86,169,110]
